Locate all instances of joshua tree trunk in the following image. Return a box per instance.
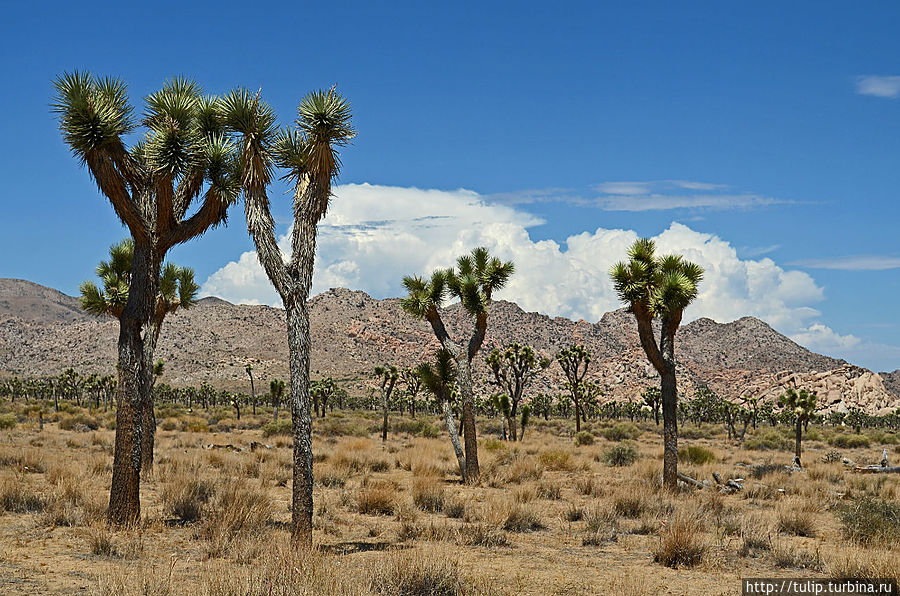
[456,358,480,482]
[286,301,314,547]
[509,404,518,441]
[443,399,466,481]
[659,317,679,492]
[108,244,159,525]
[794,418,802,462]
[573,392,582,433]
[381,390,389,442]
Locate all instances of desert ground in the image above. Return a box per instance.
[0,406,898,595]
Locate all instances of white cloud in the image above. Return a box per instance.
[855,75,900,98]
[201,183,858,358]
[595,193,786,211]
[789,255,900,270]
[594,181,653,195]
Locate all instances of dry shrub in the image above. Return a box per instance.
[501,502,544,532]
[87,525,117,557]
[772,543,823,571]
[315,461,350,488]
[837,497,900,546]
[195,479,273,558]
[652,510,707,568]
[738,514,773,556]
[358,483,397,516]
[613,493,647,519]
[564,504,583,522]
[161,470,214,523]
[412,476,445,513]
[371,548,461,596]
[538,449,577,471]
[583,503,618,545]
[777,507,817,537]
[826,545,900,584]
[537,479,561,500]
[0,474,45,513]
[0,446,45,473]
[332,439,391,474]
[443,496,466,519]
[457,523,509,547]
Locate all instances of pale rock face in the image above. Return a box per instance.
[0,279,898,415]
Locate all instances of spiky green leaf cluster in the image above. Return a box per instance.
[778,388,818,421]
[416,350,456,402]
[52,72,134,162]
[610,238,703,318]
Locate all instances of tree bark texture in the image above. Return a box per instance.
[443,399,467,481]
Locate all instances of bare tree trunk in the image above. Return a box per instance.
[287,301,313,547]
[108,244,159,525]
[661,368,678,491]
[457,359,480,482]
[443,399,466,481]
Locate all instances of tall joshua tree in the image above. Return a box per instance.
[80,238,198,473]
[611,238,703,490]
[778,388,817,466]
[418,350,466,479]
[54,73,239,523]
[401,247,515,482]
[374,365,399,442]
[486,343,550,441]
[222,87,354,545]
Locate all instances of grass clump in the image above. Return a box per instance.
[828,434,871,449]
[652,512,707,568]
[58,413,99,431]
[602,423,641,441]
[502,503,544,532]
[837,497,900,546]
[0,414,17,430]
[604,443,639,467]
[574,431,594,446]
[371,549,462,596]
[0,476,46,513]
[261,418,292,438]
[411,477,445,513]
[678,445,716,465]
[537,449,576,471]
[357,483,396,516]
[745,430,791,451]
[777,508,817,538]
[161,473,214,523]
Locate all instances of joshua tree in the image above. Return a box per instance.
[642,387,661,425]
[246,363,257,415]
[778,388,817,466]
[555,345,592,433]
[80,238,198,473]
[223,87,353,546]
[486,343,550,441]
[489,393,512,440]
[54,73,239,524]
[529,393,553,421]
[310,378,337,418]
[401,368,422,418]
[270,379,286,421]
[401,247,515,482]
[417,350,466,479]
[519,404,532,441]
[611,238,703,490]
[374,365,399,442]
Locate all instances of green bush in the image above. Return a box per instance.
[0,414,17,430]
[602,423,641,442]
[261,418,292,438]
[574,431,595,446]
[745,429,791,451]
[393,419,441,438]
[604,443,639,467]
[838,497,900,546]
[828,434,870,449]
[57,413,99,431]
[678,445,716,465]
[483,438,506,452]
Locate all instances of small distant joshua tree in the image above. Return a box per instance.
[555,345,592,433]
[310,377,337,418]
[374,365,399,441]
[611,238,703,491]
[778,387,817,466]
[417,350,465,479]
[486,343,550,441]
[80,238,198,473]
[401,368,422,418]
[401,247,515,483]
[270,379,286,421]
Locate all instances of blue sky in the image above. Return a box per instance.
[1,1,898,371]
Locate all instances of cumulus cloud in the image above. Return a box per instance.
[855,75,900,98]
[201,183,859,357]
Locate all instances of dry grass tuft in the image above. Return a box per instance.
[411,476,445,513]
[652,510,707,568]
[358,482,397,516]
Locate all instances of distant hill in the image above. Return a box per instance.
[0,278,897,414]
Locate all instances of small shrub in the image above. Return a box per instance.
[653,513,707,568]
[260,418,292,438]
[828,434,870,449]
[583,505,618,546]
[412,477,445,513]
[777,509,817,537]
[602,423,641,442]
[315,463,349,488]
[745,429,791,451]
[738,515,772,556]
[0,414,17,430]
[87,526,116,556]
[564,504,583,522]
[0,477,45,512]
[483,438,505,451]
[604,443,639,467]
[837,497,900,546]
[678,445,716,465]
[58,413,99,431]
[537,480,562,500]
[161,474,214,523]
[457,523,508,547]
[194,479,273,557]
[182,416,209,433]
[502,503,544,532]
[613,494,646,519]
[574,431,594,446]
[822,450,842,463]
[443,497,466,519]
[358,484,396,516]
[538,449,576,471]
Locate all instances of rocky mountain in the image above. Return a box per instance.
[1,278,898,414]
